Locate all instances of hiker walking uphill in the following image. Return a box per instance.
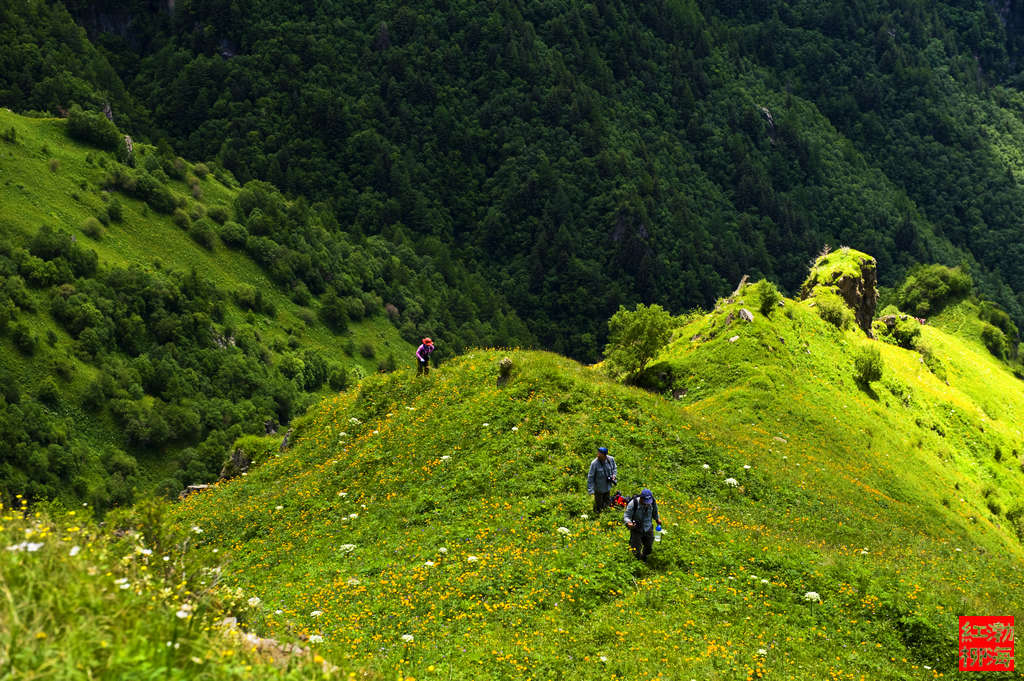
[415,338,435,376]
[624,488,662,561]
[587,446,617,515]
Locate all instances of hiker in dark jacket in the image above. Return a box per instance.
[586,446,617,515]
[623,488,661,561]
[415,338,435,376]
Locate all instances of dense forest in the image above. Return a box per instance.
[6,0,1024,360]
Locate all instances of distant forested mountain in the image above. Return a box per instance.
[6,0,1024,359]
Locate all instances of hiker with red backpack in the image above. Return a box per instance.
[415,338,435,376]
[586,446,617,515]
[624,488,662,561]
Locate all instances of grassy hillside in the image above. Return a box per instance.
[0,108,411,508]
[156,283,1024,679]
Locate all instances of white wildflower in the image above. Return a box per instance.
[702,463,710,470]
[511,426,518,432]
[309,634,323,643]
[310,610,323,617]
[467,555,479,562]
[69,545,81,557]
[438,547,448,554]
[6,541,44,552]
[337,491,348,497]
[803,591,821,603]
[557,527,571,535]
[338,544,357,554]
[348,512,359,519]
[482,423,489,427]
[724,478,739,487]
[248,597,262,607]
[401,634,414,643]
[137,547,153,556]
[190,526,203,534]
[599,655,608,662]
[580,514,589,520]
[758,648,768,656]
[346,578,360,586]
[275,505,283,510]
[440,455,451,461]
[743,464,752,470]
[349,417,361,424]
[760,579,769,584]
[424,561,435,567]
[275,609,283,615]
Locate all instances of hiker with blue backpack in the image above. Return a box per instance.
[624,488,662,561]
[587,446,617,515]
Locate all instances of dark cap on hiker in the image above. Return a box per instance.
[597,446,608,454]
[640,489,654,504]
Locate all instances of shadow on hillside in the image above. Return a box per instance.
[856,380,879,401]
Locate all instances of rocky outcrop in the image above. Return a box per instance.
[800,247,878,336]
[220,445,252,480]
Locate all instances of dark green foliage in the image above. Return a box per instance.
[755,280,782,317]
[106,198,123,223]
[980,323,1009,360]
[328,365,349,391]
[44,0,1024,357]
[115,169,178,215]
[65,106,121,151]
[217,220,247,248]
[896,265,972,317]
[854,344,883,385]
[187,220,216,250]
[879,318,922,350]
[36,377,60,407]
[377,353,397,373]
[11,322,37,355]
[171,208,190,230]
[815,293,854,331]
[979,301,1019,353]
[206,204,229,224]
[81,217,104,240]
[603,303,674,380]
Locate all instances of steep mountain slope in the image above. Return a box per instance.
[0,109,430,508]
[24,0,1024,359]
[170,280,1024,679]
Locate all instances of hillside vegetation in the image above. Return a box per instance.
[150,271,1024,680]
[0,108,529,510]
[10,0,1024,358]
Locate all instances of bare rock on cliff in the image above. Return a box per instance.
[799,247,879,336]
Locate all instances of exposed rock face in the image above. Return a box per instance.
[220,445,251,480]
[800,247,878,336]
[836,259,878,335]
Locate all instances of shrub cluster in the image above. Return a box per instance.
[896,264,972,316]
[66,105,120,150]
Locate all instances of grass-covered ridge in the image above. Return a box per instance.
[170,290,1024,679]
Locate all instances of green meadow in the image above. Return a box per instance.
[2,116,1023,680]
[163,275,1022,679]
